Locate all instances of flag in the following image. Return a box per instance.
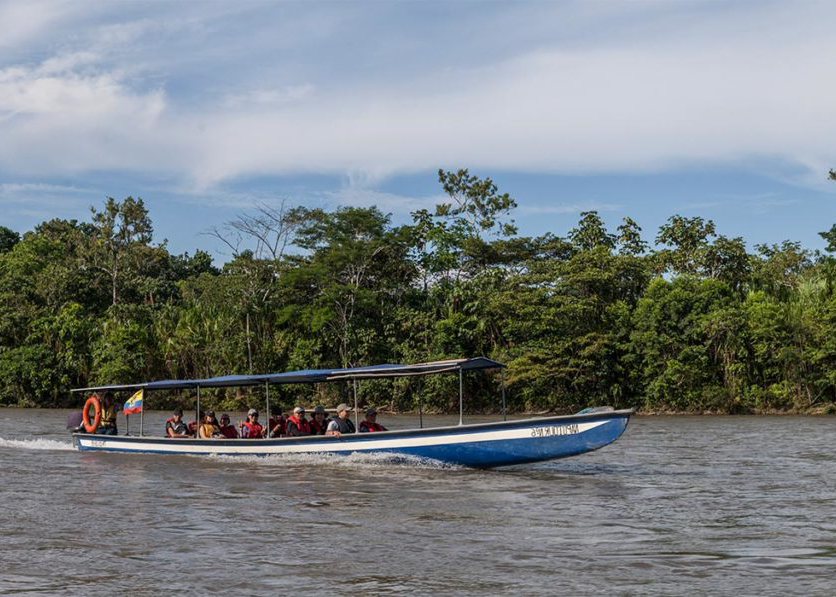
[123,389,144,415]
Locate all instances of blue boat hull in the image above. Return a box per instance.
[73,409,632,468]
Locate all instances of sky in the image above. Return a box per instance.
[1,0,835,260]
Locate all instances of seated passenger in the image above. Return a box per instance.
[359,408,387,433]
[269,412,286,438]
[96,392,118,435]
[198,410,223,438]
[326,403,356,437]
[166,408,190,438]
[309,405,328,435]
[188,411,200,437]
[219,413,238,438]
[286,406,311,436]
[241,408,265,439]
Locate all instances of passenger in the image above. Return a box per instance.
[308,405,328,435]
[325,403,355,438]
[188,411,200,437]
[269,412,287,438]
[358,408,387,433]
[166,408,191,438]
[241,408,265,439]
[198,410,223,438]
[96,392,118,435]
[219,413,238,438]
[286,406,311,436]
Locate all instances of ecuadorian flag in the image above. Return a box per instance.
[123,389,144,415]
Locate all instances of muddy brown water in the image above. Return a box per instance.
[0,409,834,596]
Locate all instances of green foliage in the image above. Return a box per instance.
[0,226,19,253]
[5,173,836,414]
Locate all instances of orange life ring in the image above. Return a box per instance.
[82,394,102,433]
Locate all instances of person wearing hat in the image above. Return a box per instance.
[219,413,238,438]
[285,406,311,437]
[198,410,222,438]
[359,408,387,433]
[325,403,356,438]
[165,408,190,438]
[309,405,328,435]
[241,408,265,439]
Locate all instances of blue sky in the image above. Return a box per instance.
[1,0,835,260]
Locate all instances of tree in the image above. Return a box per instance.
[0,226,19,253]
[569,211,616,252]
[87,197,154,306]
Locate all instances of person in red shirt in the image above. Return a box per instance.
[269,412,286,438]
[309,405,328,435]
[241,408,264,438]
[359,408,387,433]
[219,413,238,438]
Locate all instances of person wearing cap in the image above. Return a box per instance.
[309,405,328,435]
[198,410,223,438]
[359,408,387,433]
[219,413,238,438]
[241,408,265,439]
[285,406,311,437]
[325,403,356,437]
[165,408,190,438]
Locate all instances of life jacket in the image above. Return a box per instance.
[219,424,238,439]
[328,416,355,434]
[100,403,117,427]
[309,418,328,435]
[360,420,386,433]
[166,417,189,436]
[286,415,311,436]
[199,423,221,438]
[242,421,264,438]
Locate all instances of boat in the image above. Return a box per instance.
[71,358,633,468]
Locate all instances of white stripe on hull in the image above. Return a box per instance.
[77,420,610,455]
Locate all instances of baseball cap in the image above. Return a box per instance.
[248,408,258,416]
[335,403,349,413]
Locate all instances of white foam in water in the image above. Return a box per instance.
[204,450,462,470]
[0,437,75,451]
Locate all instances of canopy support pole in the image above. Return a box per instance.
[353,379,358,431]
[140,404,144,437]
[501,368,507,422]
[196,386,201,437]
[265,382,270,439]
[418,394,423,429]
[126,414,129,436]
[458,367,463,426]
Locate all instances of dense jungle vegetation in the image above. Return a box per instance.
[3,169,836,414]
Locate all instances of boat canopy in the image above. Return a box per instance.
[71,357,504,394]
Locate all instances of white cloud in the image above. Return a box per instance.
[1,1,836,194]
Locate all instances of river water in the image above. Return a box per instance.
[0,409,834,596]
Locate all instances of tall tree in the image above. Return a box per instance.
[87,197,154,306]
